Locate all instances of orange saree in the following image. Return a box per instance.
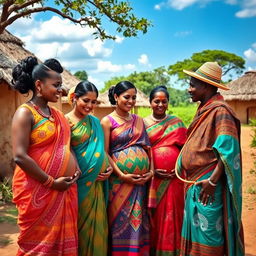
[12,104,78,256]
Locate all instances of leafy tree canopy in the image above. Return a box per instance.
[74,70,88,81]
[0,0,151,39]
[101,67,170,95]
[168,50,245,85]
[101,67,190,106]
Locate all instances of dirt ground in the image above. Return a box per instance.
[0,126,255,255]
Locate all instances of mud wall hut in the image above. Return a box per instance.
[222,71,256,124]
[0,30,79,178]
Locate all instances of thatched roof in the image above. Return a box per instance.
[96,89,150,108]
[221,71,256,101]
[0,30,79,90]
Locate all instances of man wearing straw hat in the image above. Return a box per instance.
[175,62,244,255]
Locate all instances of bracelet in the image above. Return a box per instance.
[43,175,55,188]
[208,178,217,187]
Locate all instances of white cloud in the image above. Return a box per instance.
[87,75,104,89]
[170,0,198,10]
[252,42,256,49]
[138,54,150,65]
[247,66,256,70]
[154,4,162,10]
[225,0,238,4]
[95,61,135,73]
[236,8,256,17]
[82,39,112,57]
[154,0,256,17]
[234,0,256,18]
[115,36,124,43]
[8,15,117,73]
[244,48,256,62]
[174,30,192,37]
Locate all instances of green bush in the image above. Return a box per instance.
[249,119,256,148]
[0,178,13,203]
[137,105,197,127]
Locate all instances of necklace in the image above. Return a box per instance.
[30,101,55,122]
[113,111,132,121]
[150,114,168,122]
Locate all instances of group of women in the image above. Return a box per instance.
[11,56,187,256]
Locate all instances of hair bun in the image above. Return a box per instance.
[20,56,38,74]
[44,58,63,73]
[108,86,116,105]
[158,85,168,91]
[11,56,38,94]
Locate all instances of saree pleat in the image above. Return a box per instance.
[145,115,187,256]
[108,114,150,256]
[70,115,109,256]
[12,104,78,256]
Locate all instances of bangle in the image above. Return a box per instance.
[43,175,55,188]
[208,178,217,187]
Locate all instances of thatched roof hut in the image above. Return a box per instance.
[62,88,150,119]
[0,30,79,92]
[221,71,256,124]
[0,30,79,178]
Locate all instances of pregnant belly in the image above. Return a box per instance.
[64,153,77,177]
[153,146,180,172]
[112,146,150,175]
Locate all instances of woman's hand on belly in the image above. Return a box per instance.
[155,169,176,179]
[120,170,153,185]
[97,166,113,181]
[51,176,76,191]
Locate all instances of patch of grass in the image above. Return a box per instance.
[247,186,256,195]
[137,104,197,127]
[0,215,17,225]
[5,207,18,216]
[0,237,11,247]
[0,178,13,203]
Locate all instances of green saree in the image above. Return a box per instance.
[70,115,109,256]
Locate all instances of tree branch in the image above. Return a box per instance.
[0,5,111,38]
[8,0,41,14]
[0,0,15,23]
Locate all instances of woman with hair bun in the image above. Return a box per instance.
[144,86,187,256]
[66,81,113,256]
[11,56,80,255]
[101,81,153,256]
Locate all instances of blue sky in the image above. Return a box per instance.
[8,0,256,89]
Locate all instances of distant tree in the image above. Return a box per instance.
[101,67,170,95]
[0,0,151,39]
[168,50,245,85]
[102,67,192,106]
[74,70,88,81]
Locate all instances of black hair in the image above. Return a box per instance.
[149,85,169,103]
[11,56,63,94]
[108,81,136,105]
[74,81,98,98]
[44,58,63,73]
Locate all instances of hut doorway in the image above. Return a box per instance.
[247,107,256,123]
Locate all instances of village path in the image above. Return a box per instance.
[0,126,256,256]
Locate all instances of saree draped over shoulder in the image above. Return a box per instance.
[108,114,150,256]
[12,104,78,256]
[145,115,187,256]
[70,115,109,256]
[176,94,244,256]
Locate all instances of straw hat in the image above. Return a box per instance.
[183,62,229,90]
